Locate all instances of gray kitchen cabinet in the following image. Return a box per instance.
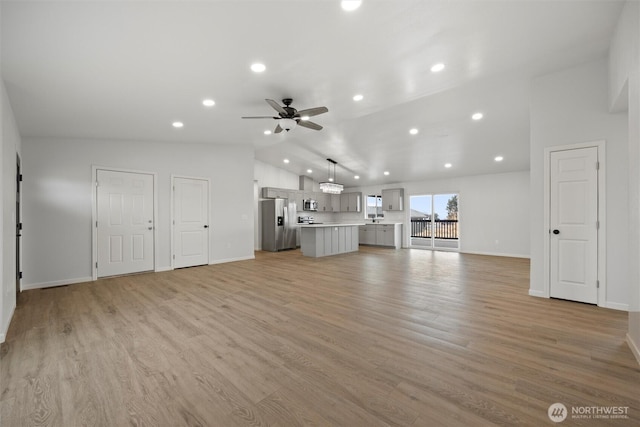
[262,187,296,199]
[381,188,404,211]
[340,192,362,212]
[317,193,331,212]
[359,223,402,248]
[359,224,376,245]
[330,194,341,212]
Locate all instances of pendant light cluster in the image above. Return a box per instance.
[319,158,344,194]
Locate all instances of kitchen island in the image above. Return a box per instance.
[300,223,365,258]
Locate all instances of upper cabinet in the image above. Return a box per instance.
[382,188,404,211]
[340,192,362,212]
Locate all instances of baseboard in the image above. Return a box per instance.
[627,333,640,366]
[210,255,255,265]
[21,276,93,291]
[601,301,629,311]
[529,289,547,298]
[460,250,530,259]
[155,266,172,272]
[0,303,16,344]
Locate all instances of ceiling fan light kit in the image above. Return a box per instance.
[242,98,328,134]
[320,159,344,194]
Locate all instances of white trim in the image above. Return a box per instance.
[601,302,629,311]
[155,266,173,272]
[542,140,606,305]
[91,165,159,280]
[210,255,255,265]
[170,174,211,269]
[22,276,93,291]
[529,289,547,298]
[460,250,530,259]
[0,304,16,343]
[627,333,640,366]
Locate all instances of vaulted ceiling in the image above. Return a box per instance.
[2,0,624,186]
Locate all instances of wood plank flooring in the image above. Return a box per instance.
[1,247,639,426]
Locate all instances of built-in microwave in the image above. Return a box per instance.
[303,199,318,211]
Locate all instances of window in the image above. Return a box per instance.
[366,195,384,219]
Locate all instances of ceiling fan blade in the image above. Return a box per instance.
[297,120,323,131]
[241,116,279,119]
[274,124,284,134]
[265,99,287,116]
[296,106,328,117]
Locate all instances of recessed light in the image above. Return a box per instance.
[354,175,360,180]
[431,63,445,73]
[283,159,290,164]
[172,121,184,128]
[353,94,364,102]
[202,99,215,107]
[264,130,272,135]
[251,63,266,73]
[472,112,483,121]
[444,163,452,168]
[384,171,390,176]
[494,156,504,162]
[341,1,362,11]
[307,169,313,174]
[300,115,310,121]
[409,128,419,135]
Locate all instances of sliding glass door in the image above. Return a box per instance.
[409,193,459,250]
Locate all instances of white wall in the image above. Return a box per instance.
[530,58,629,310]
[21,138,255,289]
[345,171,530,258]
[1,81,22,342]
[609,0,640,362]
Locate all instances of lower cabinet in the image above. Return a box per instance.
[359,224,402,249]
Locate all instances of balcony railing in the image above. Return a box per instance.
[411,219,458,240]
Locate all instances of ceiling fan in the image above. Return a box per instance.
[242,98,328,133]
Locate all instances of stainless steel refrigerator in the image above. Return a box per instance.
[261,198,297,251]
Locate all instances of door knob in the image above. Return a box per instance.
[148,227,153,230]
[552,229,560,234]
[204,225,209,228]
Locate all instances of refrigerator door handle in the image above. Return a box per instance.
[283,206,288,227]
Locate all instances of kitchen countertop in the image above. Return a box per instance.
[299,223,365,228]
[362,222,403,225]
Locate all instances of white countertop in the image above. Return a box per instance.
[299,223,365,228]
[361,222,403,225]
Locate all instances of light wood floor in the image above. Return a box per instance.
[1,247,639,426]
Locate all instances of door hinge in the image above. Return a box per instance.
[95,262,98,269]
[18,222,22,231]
[18,174,23,182]
[96,221,98,228]
[173,254,175,260]
[596,161,600,170]
[96,181,99,187]
[596,221,599,229]
[18,271,23,279]
[596,280,600,288]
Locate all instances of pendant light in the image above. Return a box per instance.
[319,158,344,194]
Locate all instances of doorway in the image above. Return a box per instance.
[409,193,459,250]
[16,154,21,296]
[94,168,156,278]
[172,176,210,268]
[547,145,601,304]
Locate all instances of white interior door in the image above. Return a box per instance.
[173,177,209,268]
[549,147,598,304]
[96,169,154,278]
